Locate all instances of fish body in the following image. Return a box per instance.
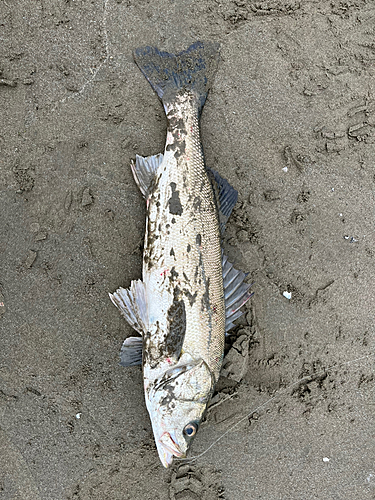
[143,92,225,380]
[110,42,252,468]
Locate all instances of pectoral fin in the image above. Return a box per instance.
[223,254,253,332]
[109,280,148,335]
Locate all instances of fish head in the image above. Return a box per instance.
[146,358,214,468]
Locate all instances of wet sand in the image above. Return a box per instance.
[1,2,374,498]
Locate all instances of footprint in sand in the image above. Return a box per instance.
[169,463,225,500]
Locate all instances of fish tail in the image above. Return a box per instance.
[133,41,220,114]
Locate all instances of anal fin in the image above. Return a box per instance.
[223,254,253,333]
[120,336,143,366]
[131,153,163,198]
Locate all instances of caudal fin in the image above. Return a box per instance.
[133,41,220,114]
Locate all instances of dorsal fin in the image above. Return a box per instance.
[209,168,238,233]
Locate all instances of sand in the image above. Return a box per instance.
[1,1,374,498]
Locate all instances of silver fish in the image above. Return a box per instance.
[110,41,252,468]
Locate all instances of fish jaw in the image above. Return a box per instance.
[156,442,174,468]
[160,431,185,457]
[156,431,186,468]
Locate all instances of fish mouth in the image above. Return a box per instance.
[160,432,185,457]
[157,432,186,468]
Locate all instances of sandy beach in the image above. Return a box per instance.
[1,1,374,498]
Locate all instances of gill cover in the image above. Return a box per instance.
[151,358,214,402]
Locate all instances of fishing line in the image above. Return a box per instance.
[179,352,373,464]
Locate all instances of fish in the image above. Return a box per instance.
[109,41,252,468]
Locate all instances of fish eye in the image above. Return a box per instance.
[183,422,198,437]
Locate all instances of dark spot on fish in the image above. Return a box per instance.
[156,201,160,207]
[201,277,210,312]
[183,272,189,283]
[183,288,197,306]
[166,142,177,152]
[170,267,179,280]
[170,248,175,257]
[145,216,159,270]
[166,224,170,229]
[168,182,183,216]
[166,114,187,160]
[187,243,191,253]
[144,322,168,368]
[158,380,177,409]
[165,288,186,358]
[147,173,162,196]
[142,331,151,366]
[160,393,173,406]
[174,140,186,159]
[167,116,187,136]
[193,196,202,211]
[158,223,162,232]
[194,266,199,282]
[171,218,176,224]
[196,234,201,246]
